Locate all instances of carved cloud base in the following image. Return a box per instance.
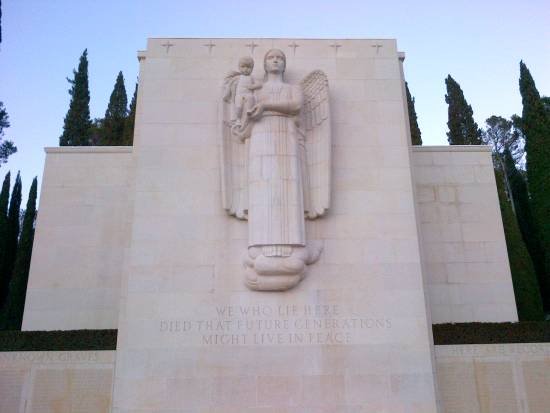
[243,243,323,291]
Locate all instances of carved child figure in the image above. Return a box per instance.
[224,56,262,127]
[234,56,262,125]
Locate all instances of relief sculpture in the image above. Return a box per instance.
[221,49,331,291]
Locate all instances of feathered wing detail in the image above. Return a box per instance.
[221,74,248,220]
[300,70,331,219]
[222,71,240,103]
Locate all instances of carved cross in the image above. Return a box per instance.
[329,43,342,56]
[245,42,259,54]
[203,40,216,54]
[161,40,174,54]
[371,44,383,54]
[288,41,300,56]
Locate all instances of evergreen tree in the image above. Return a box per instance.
[1,178,37,329]
[504,150,549,311]
[0,173,8,222]
[445,75,483,145]
[122,82,138,145]
[0,172,21,307]
[495,169,544,320]
[0,172,10,282]
[101,71,128,146]
[59,50,92,146]
[405,82,422,145]
[519,61,550,312]
[0,102,17,166]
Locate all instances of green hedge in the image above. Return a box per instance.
[433,322,550,345]
[0,329,117,351]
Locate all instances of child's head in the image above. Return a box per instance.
[238,56,254,75]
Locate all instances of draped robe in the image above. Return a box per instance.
[247,82,305,254]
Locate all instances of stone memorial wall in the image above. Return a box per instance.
[17,37,523,412]
[0,351,115,413]
[22,129,518,334]
[111,37,440,413]
[1,345,549,412]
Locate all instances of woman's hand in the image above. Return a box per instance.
[247,103,265,120]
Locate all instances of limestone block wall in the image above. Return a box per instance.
[412,146,518,323]
[112,38,440,413]
[0,351,115,413]
[435,343,550,413]
[22,147,133,331]
[1,345,547,413]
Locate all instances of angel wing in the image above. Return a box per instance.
[300,70,331,219]
[220,74,248,220]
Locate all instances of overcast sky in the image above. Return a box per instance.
[1,0,549,200]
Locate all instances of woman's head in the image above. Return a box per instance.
[264,49,286,75]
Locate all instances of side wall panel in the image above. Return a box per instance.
[412,146,518,323]
[22,147,132,331]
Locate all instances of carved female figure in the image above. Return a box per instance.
[221,49,331,291]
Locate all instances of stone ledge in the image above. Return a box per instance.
[45,146,133,154]
[412,145,491,152]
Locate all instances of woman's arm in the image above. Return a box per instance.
[264,85,303,114]
[249,85,303,119]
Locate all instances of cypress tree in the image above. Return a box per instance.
[405,82,422,145]
[0,172,21,308]
[122,82,138,146]
[519,61,550,312]
[0,102,17,166]
[504,150,549,311]
[59,49,92,146]
[101,71,128,146]
[445,75,483,145]
[2,178,37,330]
[0,172,9,222]
[496,169,544,320]
[0,172,10,279]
